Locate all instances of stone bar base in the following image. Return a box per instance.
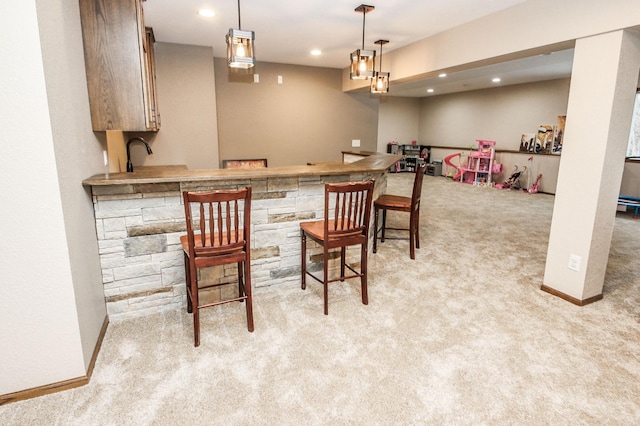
[91,172,388,319]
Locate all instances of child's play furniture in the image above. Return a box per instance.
[460,139,496,185]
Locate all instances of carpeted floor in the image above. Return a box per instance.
[2,174,640,425]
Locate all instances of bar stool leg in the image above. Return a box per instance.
[415,208,421,249]
[244,260,254,332]
[301,232,307,290]
[381,210,387,242]
[184,252,192,313]
[340,247,346,281]
[373,206,379,253]
[323,246,329,315]
[361,242,368,305]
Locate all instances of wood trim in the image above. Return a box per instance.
[341,150,376,156]
[540,284,603,306]
[86,316,109,379]
[0,377,88,406]
[429,145,562,156]
[0,316,109,406]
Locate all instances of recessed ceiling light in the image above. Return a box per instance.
[492,77,501,83]
[438,73,447,78]
[198,9,215,17]
[311,49,322,56]
[427,88,434,93]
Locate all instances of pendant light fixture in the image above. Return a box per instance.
[226,0,255,69]
[371,39,390,93]
[349,4,375,80]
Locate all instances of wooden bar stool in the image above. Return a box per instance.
[300,180,374,315]
[181,187,254,347]
[373,163,427,259]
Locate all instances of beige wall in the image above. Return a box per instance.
[214,58,378,167]
[1,0,106,395]
[377,97,421,153]
[373,79,569,193]
[413,79,571,194]
[385,74,640,196]
[35,0,108,369]
[128,42,219,170]
[418,79,570,150]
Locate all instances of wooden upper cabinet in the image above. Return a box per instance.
[79,0,160,131]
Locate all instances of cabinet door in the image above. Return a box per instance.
[142,27,160,130]
[79,0,159,131]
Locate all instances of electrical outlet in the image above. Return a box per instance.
[568,254,581,272]
[278,75,283,84]
[254,74,259,83]
[352,139,361,147]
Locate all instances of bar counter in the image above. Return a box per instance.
[83,153,399,185]
[83,153,401,319]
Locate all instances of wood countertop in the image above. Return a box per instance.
[341,150,377,156]
[83,153,403,186]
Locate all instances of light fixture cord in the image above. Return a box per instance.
[361,10,366,50]
[379,43,383,72]
[238,0,242,29]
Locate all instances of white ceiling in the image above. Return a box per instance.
[143,0,574,97]
[390,48,574,97]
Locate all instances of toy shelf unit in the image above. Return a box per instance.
[460,139,496,185]
[426,160,443,176]
[388,143,431,173]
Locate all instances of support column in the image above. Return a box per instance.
[542,30,640,304]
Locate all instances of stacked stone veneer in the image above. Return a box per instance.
[91,172,387,319]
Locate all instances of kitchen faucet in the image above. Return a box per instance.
[126,137,153,173]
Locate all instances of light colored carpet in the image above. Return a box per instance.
[3,174,640,425]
